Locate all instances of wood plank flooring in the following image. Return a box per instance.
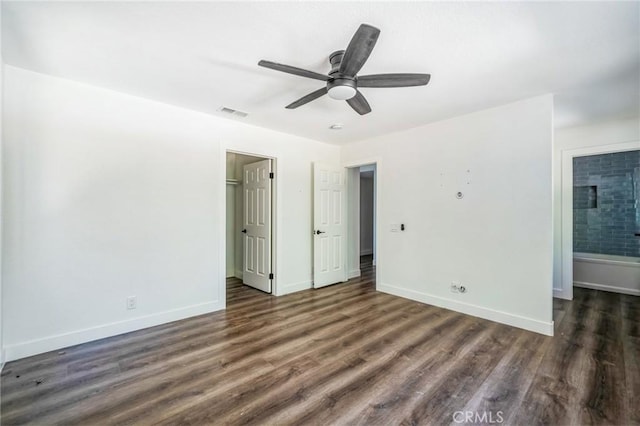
[1,257,638,425]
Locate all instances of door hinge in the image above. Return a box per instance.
[269,273,274,280]
[269,172,274,179]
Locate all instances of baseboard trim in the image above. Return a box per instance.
[378,283,554,336]
[4,300,224,362]
[574,281,640,296]
[360,249,373,256]
[278,280,312,296]
[553,288,571,300]
[348,269,361,279]
[234,269,243,280]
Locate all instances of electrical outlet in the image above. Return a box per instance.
[126,296,137,310]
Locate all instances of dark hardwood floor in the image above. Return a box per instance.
[1,257,638,425]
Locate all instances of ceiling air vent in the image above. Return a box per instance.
[218,106,248,118]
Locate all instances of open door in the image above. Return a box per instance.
[243,159,272,293]
[313,163,347,288]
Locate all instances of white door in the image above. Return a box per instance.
[313,163,347,288]
[243,159,272,293]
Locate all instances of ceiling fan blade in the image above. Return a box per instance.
[358,73,431,88]
[258,60,328,81]
[286,87,328,109]
[346,91,371,115]
[339,24,380,77]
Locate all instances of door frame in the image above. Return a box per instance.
[559,140,639,300]
[344,158,382,290]
[220,147,279,306]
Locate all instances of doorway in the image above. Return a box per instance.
[559,141,640,300]
[225,151,275,296]
[345,162,378,285]
[571,149,639,296]
[359,165,376,268]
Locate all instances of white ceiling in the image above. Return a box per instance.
[2,1,639,145]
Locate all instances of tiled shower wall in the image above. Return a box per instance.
[573,150,640,257]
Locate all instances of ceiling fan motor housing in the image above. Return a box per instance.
[328,50,357,99]
[329,50,346,74]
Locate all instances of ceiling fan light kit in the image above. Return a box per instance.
[258,23,430,115]
[327,79,356,100]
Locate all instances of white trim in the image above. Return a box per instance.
[4,301,223,362]
[574,281,640,296]
[219,146,229,308]
[560,140,640,301]
[348,168,361,280]
[348,269,362,279]
[278,280,312,295]
[379,283,554,336]
[342,157,382,169]
[553,288,564,298]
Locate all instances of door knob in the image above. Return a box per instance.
[315,230,325,235]
[242,229,247,233]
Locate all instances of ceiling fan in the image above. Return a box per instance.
[258,24,431,115]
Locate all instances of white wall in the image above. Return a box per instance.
[2,66,339,360]
[359,175,374,255]
[342,95,554,335]
[552,116,640,297]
